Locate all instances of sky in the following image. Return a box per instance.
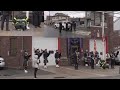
[44,11,120,21]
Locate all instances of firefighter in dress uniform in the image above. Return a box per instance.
[1,11,12,31]
[71,50,80,70]
[43,49,51,68]
[54,50,61,68]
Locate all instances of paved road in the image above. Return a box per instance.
[0,68,54,79]
[87,75,120,79]
[1,65,120,79]
[41,25,91,38]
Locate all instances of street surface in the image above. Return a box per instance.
[0,65,120,79]
[42,25,91,38]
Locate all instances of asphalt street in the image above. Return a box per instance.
[0,68,54,79]
[42,25,91,38]
[87,75,120,79]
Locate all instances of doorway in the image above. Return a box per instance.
[67,38,81,65]
[70,46,79,65]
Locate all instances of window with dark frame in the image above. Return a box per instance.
[89,12,107,27]
[10,37,17,56]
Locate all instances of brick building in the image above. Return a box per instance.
[46,13,70,24]
[59,11,120,66]
[0,36,32,69]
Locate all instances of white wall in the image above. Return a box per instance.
[32,37,58,66]
[114,18,120,31]
[89,39,104,59]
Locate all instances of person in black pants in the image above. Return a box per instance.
[72,50,80,70]
[23,50,31,73]
[84,50,89,66]
[90,51,94,69]
[59,22,62,33]
[1,11,12,31]
[66,22,68,31]
[110,52,115,69]
[73,21,76,31]
[55,50,61,67]
[43,49,51,68]
[70,22,73,32]
[32,11,42,28]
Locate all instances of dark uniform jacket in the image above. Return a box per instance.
[1,11,12,16]
[55,52,61,59]
[72,52,80,64]
[43,51,50,60]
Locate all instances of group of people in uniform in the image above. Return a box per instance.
[0,11,42,31]
[33,49,61,78]
[59,21,77,33]
[69,49,120,70]
[22,49,61,79]
[83,50,120,69]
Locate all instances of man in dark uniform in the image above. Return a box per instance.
[110,52,115,69]
[95,51,99,64]
[32,11,42,28]
[66,22,68,31]
[43,49,51,68]
[72,50,80,70]
[90,51,94,69]
[84,50,89,66]
[73,21,76,31]
[70,22,73,31]
[59,22,62,33]
[1,11,12,31]
[54,50,61,68]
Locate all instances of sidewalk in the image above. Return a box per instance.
[0,22,44,36]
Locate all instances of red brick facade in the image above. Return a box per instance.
[0,36,32,69]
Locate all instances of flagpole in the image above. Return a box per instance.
[102,11,106,60]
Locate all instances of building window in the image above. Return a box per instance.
[80,21,84,25]
[10,37,17,56]
[90,12,107,27]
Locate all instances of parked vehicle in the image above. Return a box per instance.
[54,22,59,29]
[0,56,5,70]
[54,21,71,30]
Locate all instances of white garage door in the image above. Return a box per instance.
[89,39,104,59]
[32,37,58,66]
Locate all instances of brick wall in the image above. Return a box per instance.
[0,36,32,69]
[59,38,69,66]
